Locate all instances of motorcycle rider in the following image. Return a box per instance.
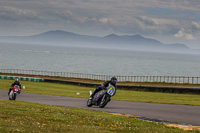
[90,77,117,99]
[8,78,21,95]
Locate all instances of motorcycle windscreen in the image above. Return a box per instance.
[14,85,20,88]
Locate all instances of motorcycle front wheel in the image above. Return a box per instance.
[13,93,16,100]
[99,95,110,108]
[9,91,13,100]
[87,99,93,107]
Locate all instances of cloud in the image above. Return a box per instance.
[192,21,200,29]
[191,21,200,39]
[174,28,195,40]
[0,0,200,41]
[174,21,200,40]
[99,18,109,24]
[0,6,37,21]
[136,16,159,26]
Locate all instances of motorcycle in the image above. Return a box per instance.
[9,85,20,100]
[87,84,116,108]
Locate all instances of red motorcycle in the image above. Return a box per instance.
[9,85,20,100]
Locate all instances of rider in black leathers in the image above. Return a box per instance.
[90,77,117,99]
[8,78,21,95]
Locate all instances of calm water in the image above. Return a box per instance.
[0,43,200,77]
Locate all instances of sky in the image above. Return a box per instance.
[0,0,200,49]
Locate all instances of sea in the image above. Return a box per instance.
[0,43,200,77]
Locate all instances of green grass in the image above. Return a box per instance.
[1,79,200,106]
[114,90,200,106]
[0,100,198,133]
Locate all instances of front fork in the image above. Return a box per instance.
[100,94,110,105]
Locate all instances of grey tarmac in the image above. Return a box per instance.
[0,90,199,126]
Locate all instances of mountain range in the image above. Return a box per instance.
[0,30,194,53]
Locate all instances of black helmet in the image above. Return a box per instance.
[15,78,19,84]
[111,77,117,85]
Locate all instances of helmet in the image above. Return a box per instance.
[111,77,117,85]
[15,78,19,84]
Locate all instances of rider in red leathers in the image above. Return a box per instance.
[8,78,21,95]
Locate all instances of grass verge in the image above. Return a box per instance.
[0,100,198,133]
[0,79,200,106]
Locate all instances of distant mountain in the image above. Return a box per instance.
[0,30,191,53]
[102,34,164,47]
[165,43,190,49]
[32,30,100,41]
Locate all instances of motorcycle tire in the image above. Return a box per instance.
[99,95,109,108]
[9,91,13,100]
[87,99,93,107]
[13,93,16,100]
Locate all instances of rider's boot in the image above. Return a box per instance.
[89,89,98,99]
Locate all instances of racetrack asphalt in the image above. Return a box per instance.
[0,89,199,126]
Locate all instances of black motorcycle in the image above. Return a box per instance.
[87,84,116,108]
